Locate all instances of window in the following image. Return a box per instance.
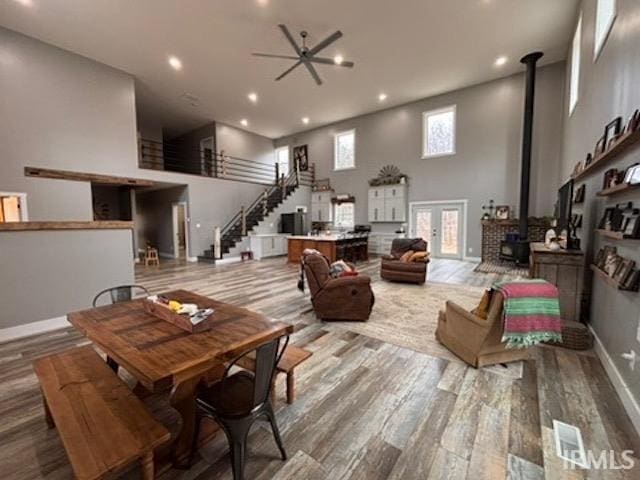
[334,130,355,170]
[594,0,616,60]
[569,15,582,116]
[423,106,456,158]
[334,202,354,228]
[275,146,289,177]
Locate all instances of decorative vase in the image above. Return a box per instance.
[548,240,561,251]
[544,228,557,248]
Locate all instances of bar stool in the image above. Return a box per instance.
[145,247,160,266]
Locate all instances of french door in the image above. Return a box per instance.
[410,202,464,259]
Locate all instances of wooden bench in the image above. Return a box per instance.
[237,345,312,404]
[33,346,170,480]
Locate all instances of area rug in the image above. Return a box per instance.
[473,261,530,277]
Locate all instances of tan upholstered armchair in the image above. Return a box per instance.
[380,238,429,284]
[435,291,531,368]
[302,253,374,321]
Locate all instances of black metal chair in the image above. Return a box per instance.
[92,284,150,308]
[91,285,150,372]
[191,335,289,480]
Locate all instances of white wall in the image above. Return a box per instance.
[276,63,566,256]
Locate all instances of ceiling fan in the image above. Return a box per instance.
[253,24,354,85]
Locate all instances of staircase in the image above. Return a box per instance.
[198,166,313,262]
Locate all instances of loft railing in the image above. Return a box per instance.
[220,161,314,243]
[139,138,285,186]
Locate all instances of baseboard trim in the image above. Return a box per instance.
[0,316,70,343]
[589,325,640,435]
[217,256,242,265]
[463,256,481,263]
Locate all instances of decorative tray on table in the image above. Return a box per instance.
[143,296,215,333]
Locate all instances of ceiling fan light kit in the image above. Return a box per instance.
[253,24,354,85]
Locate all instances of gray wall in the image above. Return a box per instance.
[275,63,566,257]
[560,0,640,404]
[0,26,270,257]
[217,123,276,165]
[0,229,135,328]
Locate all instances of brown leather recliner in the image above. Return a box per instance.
[302,253,374,321]
[380,238,429,284]
[435,291,531,368]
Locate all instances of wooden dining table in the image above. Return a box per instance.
[67,289,293,467]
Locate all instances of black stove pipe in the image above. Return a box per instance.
[518,51,544,241]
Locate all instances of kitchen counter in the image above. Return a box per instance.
[287,234,369,263]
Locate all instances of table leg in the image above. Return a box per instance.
[141,451,154,480]
[42,393,55,429]
[286,371,295,404]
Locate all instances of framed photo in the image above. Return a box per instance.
[623,269,640,291]
[573,184,586,203]
[293,145,309,172]
[598,207,615,230]
[495,205,510,220]
[603,168,620,190]
[597,245,617,270]
[595,135,607,157]
[614,259,636,284]
[604,116,623,147]
[585,153,593,167]
[604,253,622,277]
[623,211,640,238]
[625,109,640,134]
[627,164,640,185]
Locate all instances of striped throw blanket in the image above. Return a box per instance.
[493,279,563,348]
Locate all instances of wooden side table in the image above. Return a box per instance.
[529,242,585,322]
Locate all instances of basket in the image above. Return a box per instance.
[559,321,593,350]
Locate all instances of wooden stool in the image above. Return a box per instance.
[240,251,254,261]
[145,247,160,266]
[237,345,312,404]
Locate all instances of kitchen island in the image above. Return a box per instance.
[287,234,369,263]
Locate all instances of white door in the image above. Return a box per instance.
[410,202,464,259]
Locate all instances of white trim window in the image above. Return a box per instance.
[334,202,355,229]
[594,0,616,61]
[275,145,290,177]
[569,14,582,116]
[334,129,355,170]
[422,105,456,158]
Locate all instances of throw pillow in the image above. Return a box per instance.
[399,250,414,262]
[472,289,493,319]
[329,260,353,278]
[409,251,429,262]
[340,270,359,277]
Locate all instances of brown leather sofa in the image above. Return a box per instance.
[435,291,531,368]
[302,253,374,321]
[380,238,429,284]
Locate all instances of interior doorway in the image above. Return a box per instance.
[409,200,466,259]
[200,137,215,176]
[0,192,28,222]
[172,202,189,260]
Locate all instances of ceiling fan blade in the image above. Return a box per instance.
[302,60,323,85]
[253,53,301,60]
[278,24,302,55]
[275,60,302,81]
[307,30,343,56]
[308,56,355,68]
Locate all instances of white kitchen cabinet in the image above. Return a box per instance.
[368,233,407,255]
[367,184,407,222]
[311,191,333,223]
[249,234,288,259]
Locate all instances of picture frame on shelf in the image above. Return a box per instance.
[598,207,615,230]
[623,269,640,291]
[627,164,640,185]
[573,184,586,203]
[604,253,622,277]
[597,245,617,270]
[604,117,623,147]
[614,259,636,285]
[603,168,622,190]
[595,135,607,157]
[624,163,639,184]
[495,205,510,220]
[585,153,593,168]
[622,210,640,238]
[625,109,640,134]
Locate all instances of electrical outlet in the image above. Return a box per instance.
[622,350,637,371]
[468,247,473,254]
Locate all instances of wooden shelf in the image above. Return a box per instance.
[0,221,134,232]
[590,264,637,291]
[596,182,640,197]
[572,129,640,181]
[595,229,640,241]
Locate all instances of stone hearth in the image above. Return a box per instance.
[481,218,550,263]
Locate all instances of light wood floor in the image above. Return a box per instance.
[1,257,638,479]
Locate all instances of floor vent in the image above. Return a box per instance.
[553,420,587,468]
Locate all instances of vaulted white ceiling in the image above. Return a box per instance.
[0,0,579,138]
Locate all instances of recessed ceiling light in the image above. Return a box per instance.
[334,54,344,65]
[248,92,258,103]
[13,0,34,6]
[302,117,310,125]
[378,93,388,102]
[494,56,508,67]
[240,119,248,127]
[168,56,183,71]
[256,0,269,5]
